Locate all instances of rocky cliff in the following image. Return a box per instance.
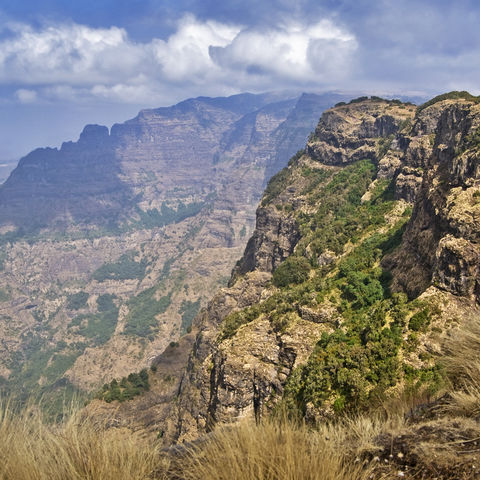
[0,92,348,406]
[386,98,480,300]
[91,93,480,444]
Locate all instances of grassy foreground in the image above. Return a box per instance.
[0,402,374,480]
[2,317,480,479]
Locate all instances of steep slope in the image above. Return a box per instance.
[0,92,347,406]
[90,93,480,445]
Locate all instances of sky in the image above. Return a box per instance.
[1,0,480,164]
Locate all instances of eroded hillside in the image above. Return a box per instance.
[89,94,480,448]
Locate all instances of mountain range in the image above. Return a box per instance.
[86,93,480,459]
[0,91,349,405]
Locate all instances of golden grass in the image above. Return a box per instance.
[169,416,376,480]
[440,317,480,418]
[0,399,382,480]
[0,401,163,480]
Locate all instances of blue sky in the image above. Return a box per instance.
[1,0,479,162]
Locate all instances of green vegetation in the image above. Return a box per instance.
[261,168,293,206]
[335,96,414,108]
[92,252,147,282]
[96,293,116,312]
[296,160,392,258]
[376,134,394,159]
[97,368,150,403]
[44,352,80,383]
[219,303,264,341]
[417,90,480,113]
[2,334,85,416]
[300,167,329,195]
[0,288,10,302]
[74,309,119,346]
[0,250,7,271]
[179,299,201,334]
[457,126,480,154]
[409,307,431,332]
[136,200,205,229]
[123,287,171,337]
[66,291,89,310]
[70,296,119,346]
[287,149,305,167]
[272,256,311,288]
[219,158,442,415]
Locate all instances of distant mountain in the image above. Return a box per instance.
[0,91,349,406]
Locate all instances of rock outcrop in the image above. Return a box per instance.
[386,99,480,300]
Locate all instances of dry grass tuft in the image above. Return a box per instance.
[440,317,480,418]
[0,400,163,480]
[170,416,376,480]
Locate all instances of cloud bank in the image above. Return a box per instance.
[0,15,358,105]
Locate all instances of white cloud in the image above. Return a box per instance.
[0,15,358,105]
[0,22,146,86]
[210,20,357,83]
[151,14,241,82]
[15,88,37,103]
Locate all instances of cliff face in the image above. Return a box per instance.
[386,100,480,300]
[0,92,347,403]
[102,94,480,444]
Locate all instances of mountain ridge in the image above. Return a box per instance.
[0,91,350,407]
[87,93,480,448]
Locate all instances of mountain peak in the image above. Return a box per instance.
[78,124,110,144]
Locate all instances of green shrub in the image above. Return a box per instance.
[409,308,431,332]
[76,308,119,346]
[272,257,311,288]
[97,294,116,312]
[66,292,89,310]
[219,304,263,341]
[341,272,384,309]
[100,368,150,403]
[92,252,147,282]
[136,200,206,229]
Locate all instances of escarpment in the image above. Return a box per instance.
[92,94,480,446]
[0,92,347,406]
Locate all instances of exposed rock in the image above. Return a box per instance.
[394,166,423,202]
[232,205,300,277]
[306,101,415,166]
[433,235,480,298]
[387,99,480,300]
